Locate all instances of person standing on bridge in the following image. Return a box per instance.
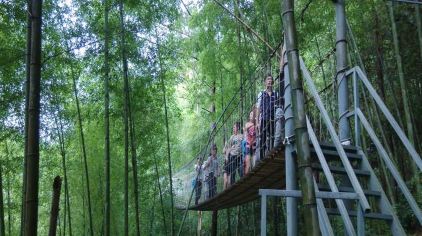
[224,122,243,185]
[194,157,203,205]
[256,74,278,158]
[203,144,219,199]
[274,48,286,149]
[243,107,257,174]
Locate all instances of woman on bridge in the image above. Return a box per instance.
[203,144,219,199]
[243,107,257,174]
[194,158,203,205]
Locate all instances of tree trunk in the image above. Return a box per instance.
[118,1,130,235]
[196,211,202,236]
[48,177,62,236]
[211,210,218,236]
[71,62,94,236]
[373,9,396,205]
[387,1,419,193]
[252,202,256,236]
[226,208,231,236]
[387,2,415,146]
[283,0,320,235]
[154,158,168,234]
[128,80,141,236]
[148,185,157,236]
[103,0,111,235]
[273,197,280,236]
[415,4,422,61]
[24,0,43,235]
[315,37,334,118]
[7,177,11,236]
[22,1,32,234]
[374,12,386,100]
[55,110,72,236]
[0,161,5,236]
[156,32,175,236]
[235,206,241,236]
[6,142,12,236]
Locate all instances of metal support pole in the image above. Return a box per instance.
[335,0,351,144]
[353,70,364,236]
[353,71,360,147]
[261,194,267,236]
[283,46,298,236]
[335,3,354,234]
[357,205,365,236]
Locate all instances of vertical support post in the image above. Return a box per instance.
[357,204,365,236]
[353,70,365,235]
[335,3,354,233]
[282,0,320,235]
[260,194,267,236]
[335,0,351,144]
[283,48,298,236]
[353,70,360,147]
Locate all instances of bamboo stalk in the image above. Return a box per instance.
[24,0,43,234]
[282,0,320,235]
[48,177,62,236]
[103,0,111,235]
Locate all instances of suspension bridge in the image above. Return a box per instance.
[172,0,422,235]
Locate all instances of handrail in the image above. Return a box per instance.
[306,118,356,235]
[356,108,422,224]
[300,57,371,212]
[354,67,422,171]
[175,45,282,169]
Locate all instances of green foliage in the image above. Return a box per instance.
[0,0,421,235]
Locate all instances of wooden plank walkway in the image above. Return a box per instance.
[180,146,285,211]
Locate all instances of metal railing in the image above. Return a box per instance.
[351,66,422,224]
[300,57,371,213]
[173,50,285,210]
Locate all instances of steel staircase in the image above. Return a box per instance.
[259,58,421,235]
[308,141,406,235]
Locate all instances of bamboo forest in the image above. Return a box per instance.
[1,0,422,235]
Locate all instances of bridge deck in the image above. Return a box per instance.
[183,147,285,211]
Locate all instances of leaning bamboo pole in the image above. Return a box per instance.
[282,0,320,235]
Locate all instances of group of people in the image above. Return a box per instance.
[194,74,285,205]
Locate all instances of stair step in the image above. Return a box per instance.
[325,208,393,221]
[310,148,362,161]
[314,141,358,153]
[312,164,371,177]
[317,184,381,197]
